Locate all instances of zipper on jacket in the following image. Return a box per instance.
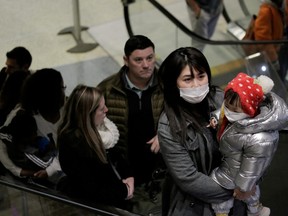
[220,123,233,140]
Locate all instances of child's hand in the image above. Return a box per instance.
[207,117,218,129]
[233,187,255,200]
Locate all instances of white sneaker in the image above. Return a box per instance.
[247,206,270,216]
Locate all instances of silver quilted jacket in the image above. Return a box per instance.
[211,92,288,192]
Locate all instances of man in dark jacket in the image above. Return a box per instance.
[98,35,164,216]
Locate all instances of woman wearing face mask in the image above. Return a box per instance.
[209,73,288,216]
[157,47,247,216]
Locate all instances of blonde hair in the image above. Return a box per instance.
[58,85,107,163]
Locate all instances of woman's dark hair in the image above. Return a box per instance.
[20,68,65,115]
[158,47,212,108]
[158,47,215,140]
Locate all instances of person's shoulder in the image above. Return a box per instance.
[98,73,118,86]
[260,2,272,8]
[158,111,169,127]
[158,111,174,141]
[2,105,22,126]
[159,111,167,121]
[9,110,36,133]
[58,130,83,148]
[209,86,224,104]
[266,92,288,118]
[98,74,121,94]
[259,3,276,13]
[9,109,34,127]
[213,86,224,95]
[266,92,285,106]
[97,68,124,89]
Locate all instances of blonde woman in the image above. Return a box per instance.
[57,85,134,208]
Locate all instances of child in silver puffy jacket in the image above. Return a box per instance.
[209,72,288,216]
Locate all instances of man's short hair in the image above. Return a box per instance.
[124,35,155,57]
[6,47,32,68]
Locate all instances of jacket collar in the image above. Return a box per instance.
[119,65,159,90]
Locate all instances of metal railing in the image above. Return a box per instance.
[122,0,288,46]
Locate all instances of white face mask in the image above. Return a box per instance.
[179,83,209,104]
[224,106,250,123]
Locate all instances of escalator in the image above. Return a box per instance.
[122,0,288,103]
[0,2,287,216]
[121,2,288,216]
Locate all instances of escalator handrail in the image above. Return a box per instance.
[123,3,134,37]
[0,172,139,216]
[148,0,288,45]
[222,4,231,24]
[123,0,288,45]
[239,0,251,16]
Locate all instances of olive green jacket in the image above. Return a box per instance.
[97,66,164,159]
